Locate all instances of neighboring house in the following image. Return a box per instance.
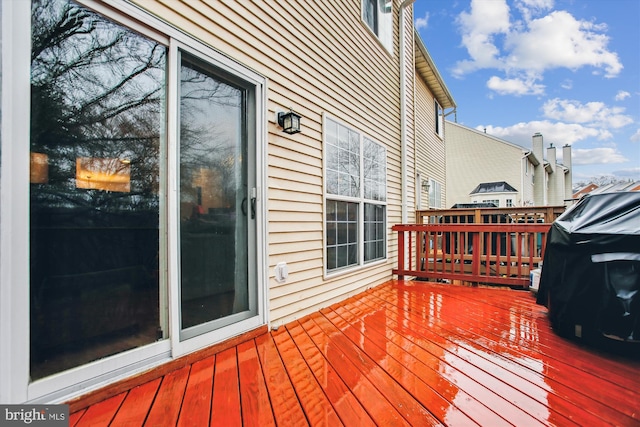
[413,31,456,210]
[445,122,572,207]
[573,183,599,199]
[469,181,518,207]
[587,181,640,196]
[0,0,446,404]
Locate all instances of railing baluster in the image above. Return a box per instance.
[392,221,552,288]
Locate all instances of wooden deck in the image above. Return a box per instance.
[68,280,640,426]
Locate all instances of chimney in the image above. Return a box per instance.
[547,144,558,204]
[532,132,543,161]
[547,143,556,173]
[563,144,573,201]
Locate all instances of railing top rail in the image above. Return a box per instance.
[415,206,565,224]
[392,223,552,232]
[416,206,565,214]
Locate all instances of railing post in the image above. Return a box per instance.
[397,228,405,280]
[472,232,480,278]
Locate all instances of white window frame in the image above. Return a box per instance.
[323,115,387,276]
[1,0,268,404]
[362,0,393,53]
[435,99,444,139]
[429,178,442,208]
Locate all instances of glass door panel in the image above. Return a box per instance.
[29,0,166,380]
[179,52,253,340]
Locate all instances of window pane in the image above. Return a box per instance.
[179,52,248,330]
[326,200,336,221]
[30,0,165,379]
[326,222,337,245]
[327,247,337,270]
[363,0,378,34]
[326,170,339,194]
[326,120,337,146]
[337,245,348,267]
[364,204,385,262]
[326,119,360,198]
[363,137,386,202]
[326,200,358,271]
[337,222,348,244]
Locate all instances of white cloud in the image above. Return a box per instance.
[478,120,612,147]
[415,12,430,30]
[453,0,510,76]
[505,11,622,77]
[610,167,640,180]
[571,147,628,165]
[542,98,633,129]
[560,79,573,90]
[487,76,544,96]
[515,0,554,22]
[631,129,640,142]
[452,2,623,89]
[615,90,630,101]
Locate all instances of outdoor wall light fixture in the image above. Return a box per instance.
[421,180,430,192]
[277,109,301,134]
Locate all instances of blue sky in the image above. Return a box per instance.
[414,0,640,184]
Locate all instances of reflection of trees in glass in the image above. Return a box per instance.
[179,57,242,213]
[325,120,360,197]
[363,137,386,202]
[325,119,386,201]
[30,0,166,213]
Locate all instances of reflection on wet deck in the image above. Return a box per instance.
[69,280,640,426]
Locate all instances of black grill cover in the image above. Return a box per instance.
[537,192,640,342]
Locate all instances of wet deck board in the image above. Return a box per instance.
[69,280,640,426]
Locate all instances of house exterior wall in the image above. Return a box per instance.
[532,133,546,205]
[445,121,529,207]
[522,157,535,205]
[415,75,445,209]
[123,0,412,325]
[401,4,416,224]
[1,0,421,403]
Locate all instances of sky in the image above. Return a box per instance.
[414,0,640,184]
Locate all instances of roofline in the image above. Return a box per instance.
[414,30,456,109]
[526,151,540,166]
[446,120,531,152]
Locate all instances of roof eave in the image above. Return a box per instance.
[414,30,456,110]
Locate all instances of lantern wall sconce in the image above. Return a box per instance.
[421,180,430,192]
[277,109,302,134]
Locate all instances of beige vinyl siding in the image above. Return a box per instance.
[133,0,409,325]
[403,6,416,224]
[523,159,535,205]
[446,122,528,206]
[415,76,445,209]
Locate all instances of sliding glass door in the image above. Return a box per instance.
[24,0,264,392]
[178,51,257,341]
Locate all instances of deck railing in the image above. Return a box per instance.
[416,206,565,225]
[392,222,552,288]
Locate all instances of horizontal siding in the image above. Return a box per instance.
[131,0,409,325]
[415,75,445,209]
[445,122,525,206]
[404,6,416,223]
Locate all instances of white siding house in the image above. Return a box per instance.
[445,122,571,208]
[414,32,455,211]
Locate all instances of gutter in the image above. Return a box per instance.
[399,0,415,223]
